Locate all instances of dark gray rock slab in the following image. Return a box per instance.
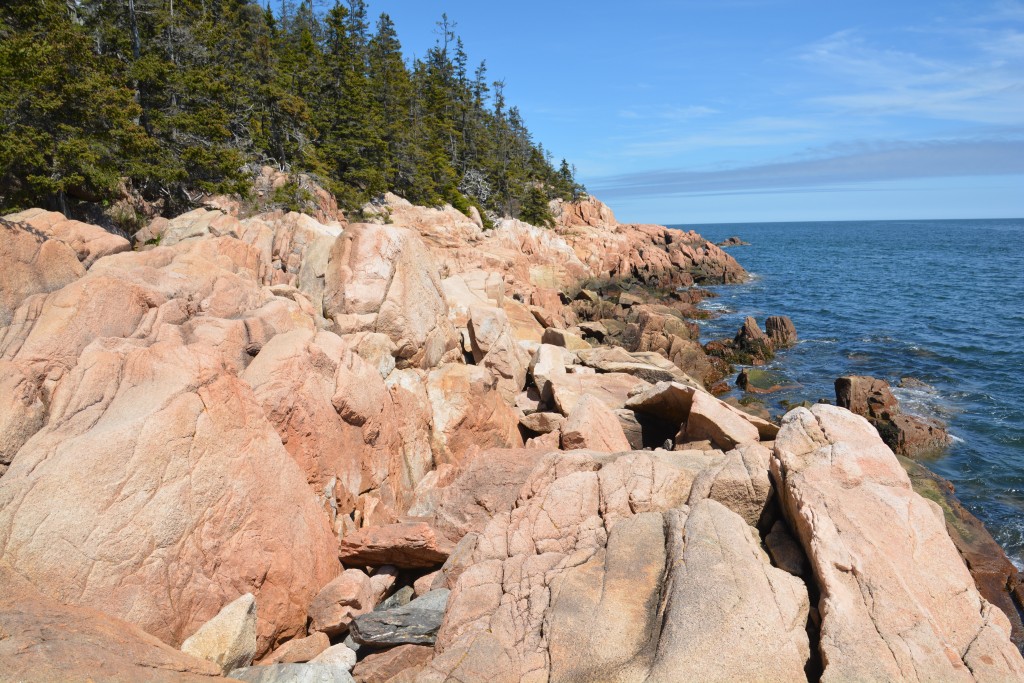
[350,589,450,647]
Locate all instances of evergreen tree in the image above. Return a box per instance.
[367,13,411,195]
[316,1,384,206]
[1,1,585,226]
[0,0,155,212]
[519,185,554,228]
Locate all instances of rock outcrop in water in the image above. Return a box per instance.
[835,374,952,456]
[1,194,1021,681]
[707,314,797,369]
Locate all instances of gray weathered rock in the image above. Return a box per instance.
[228,663,355,683]
[376,585,414,612]
[310,644,358,670]
[350,589,449,647]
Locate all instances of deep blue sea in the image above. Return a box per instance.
[673,219,1024,565]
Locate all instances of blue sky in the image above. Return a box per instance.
[365,0,1024,223]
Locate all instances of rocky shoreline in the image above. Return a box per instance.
[1,190,1022,681]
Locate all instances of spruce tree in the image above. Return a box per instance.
[317,1,384,208]
[0,0,155,212]
[1,0,584,226]
[368,13,412,195]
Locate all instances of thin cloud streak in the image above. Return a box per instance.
[799,27,1024,125]
[589,139,1024,199]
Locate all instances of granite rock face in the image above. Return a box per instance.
[772,404,1024,681]
[4,208,131,267]
[308,570,376,637]
[0,565,222,683]
[765,314,797,347]
[2,196,1020,683]
[351,645,435,683]
[560,393,633,452]
[338,522,454,569]
[262,632,331,665]
[324,223,460,369]
[0,336,338,656]
[418,450,808,682]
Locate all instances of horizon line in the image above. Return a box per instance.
[656,215,1024,227]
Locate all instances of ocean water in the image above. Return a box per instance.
[674,219,1024,565]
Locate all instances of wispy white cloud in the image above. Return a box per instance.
[799,25,1024,125]
[973,0,1024,23]
[578,0,1024,191]
[616,116,827,158]
[618,105,718,121]
[589,137,1024,198]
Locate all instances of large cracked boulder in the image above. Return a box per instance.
[339,521,454,569]
[0,564,222,682]
[242,329,360,513]
[324,223,459,369]
[575,345,699,385]
[0,359,46,472]
[237,211,343,312]
[560,394,632,452]
[430,448,549,545]
[625,381,765,449]
[418,450,808,682]
[0,338,339,657]
[5,208,131,267]
[686,442,774,529]
[241,329,436,524]
[2,234,307,379]
[141,207,242,247]
[467,305,529,402]
[772,404,1024,681]
[0,218,86,327]
[425,364,523,466]
[548,371,651,415]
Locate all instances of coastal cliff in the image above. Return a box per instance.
[1,193,1022,682]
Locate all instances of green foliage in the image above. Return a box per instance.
[0,0,585,226]
[0,0,155,211]
[519,185,555,228]
[272,179,315,213]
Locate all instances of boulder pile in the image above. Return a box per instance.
[1,196,1020,681]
